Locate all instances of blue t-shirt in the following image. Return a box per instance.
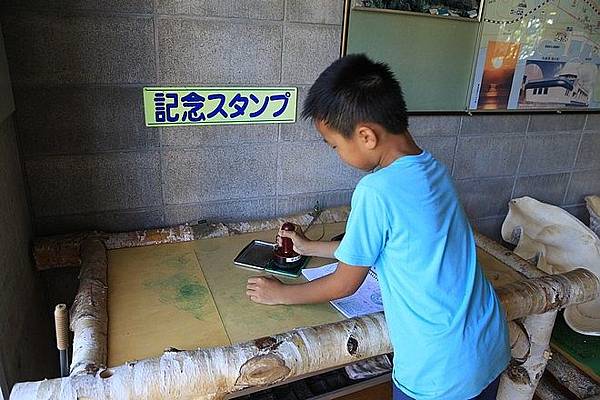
[334,150,510,400]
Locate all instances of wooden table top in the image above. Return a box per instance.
[107,222,523,367]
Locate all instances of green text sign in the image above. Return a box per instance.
[143,87,297,127]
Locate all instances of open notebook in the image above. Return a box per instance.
[301,263,383,318]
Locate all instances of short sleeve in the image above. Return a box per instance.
[334,184,388,267]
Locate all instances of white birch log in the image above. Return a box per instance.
[23,203,600,399]
[11,270,600,400]
[11,313,390,400]
[501,196,600,335]
[509,321,531,361]
[69,238,108,376]
[497,269,600,321]
[499,197,600,399]
[474,231,545,279]
[496,269,600,399]
[32,207,351,270]
[498,312,557,400]
[476,227,559,400]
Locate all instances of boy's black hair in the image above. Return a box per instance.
[302,54,408,137]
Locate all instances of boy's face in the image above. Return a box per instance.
[315,120,377,172]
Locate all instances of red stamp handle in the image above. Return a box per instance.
[278,222,296,256]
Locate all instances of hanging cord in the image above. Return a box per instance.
[303,202,325,241]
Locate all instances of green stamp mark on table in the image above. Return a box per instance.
[144,272,209,320]
[144,255,210,320]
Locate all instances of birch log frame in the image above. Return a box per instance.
[474,231,546,279]
[11,313,392,400]
[18,208,600,399]
[498,311,559,400]
[70,238,108,376]
[32,207,350,270]
[476,229,563,399]
[10,269,600,400]
[501,197,600,336]
[498,269,600,321]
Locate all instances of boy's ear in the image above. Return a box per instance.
[355,124,378,150]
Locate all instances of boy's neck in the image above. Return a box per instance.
[377,131,421,168]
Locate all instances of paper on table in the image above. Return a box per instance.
[302,263,383,318]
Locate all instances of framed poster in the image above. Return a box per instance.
[344,3,480,111]
[470,0,600,110]
[354,0,482,20]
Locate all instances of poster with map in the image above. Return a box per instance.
[356,0,481,19]
[469,0,600,109]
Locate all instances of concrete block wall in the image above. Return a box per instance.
[0,26,54,392]
[0,0,361,236]
[429,113,599,241]
[0,117,55,397]
[0,1,598,244]
[406,112,599,240]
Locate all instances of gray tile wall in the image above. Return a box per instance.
[0,1,598,243]
[0,0,354,235]
[441,113,599,241]
[399,113,600,240]
[0,116,55,395]
[0,24,54,395]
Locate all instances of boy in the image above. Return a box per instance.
[246,54,510,399]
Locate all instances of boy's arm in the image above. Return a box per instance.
[304,240,340,258]
[278,227,340,258]
[247,262,370,305]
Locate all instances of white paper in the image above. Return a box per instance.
[302,263,383,318]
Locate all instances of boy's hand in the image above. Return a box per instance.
[277,223,312,255]
[247,276,285,305]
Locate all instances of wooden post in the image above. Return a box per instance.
[53,304,70,377]
[69,238,108,376]
[498,311,558,400]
